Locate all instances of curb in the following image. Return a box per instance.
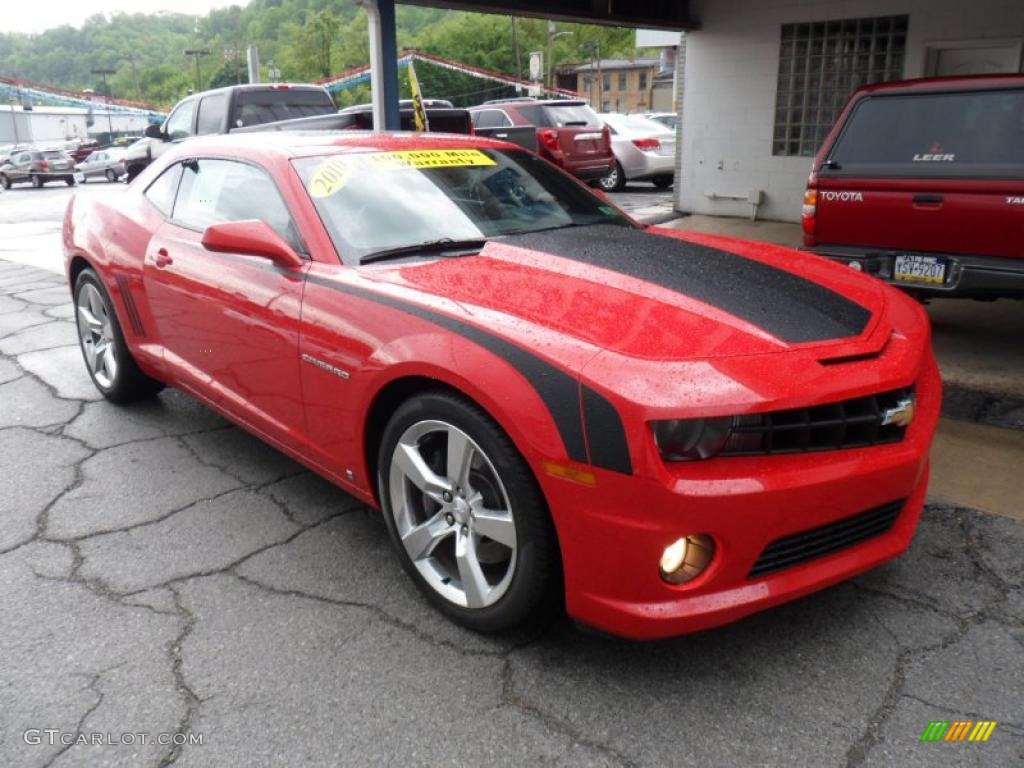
[941,384,1024,432]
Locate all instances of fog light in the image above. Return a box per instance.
[847,260,863,271]
[659,534,715,585]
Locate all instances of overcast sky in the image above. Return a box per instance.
[8,1,240,35]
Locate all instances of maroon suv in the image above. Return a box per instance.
[803,75,1024,299]
[470,98,614,183]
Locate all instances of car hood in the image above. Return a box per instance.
[369,224,889,364]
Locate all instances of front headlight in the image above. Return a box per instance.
[651,417,733,461]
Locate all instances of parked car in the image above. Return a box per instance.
[644,112,678,131]
[598,113,676,192]
[64,131,939,639]
[469,98,614,183]
[75,148,127,183]
[0,143,34,165]
[803,74,1024,299]
[64,139,100,164]
[0,148,76,188]
[124,83,340,181]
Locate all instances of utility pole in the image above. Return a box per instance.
[184,49,212,93]
[511,18,522,83]
[545,21,572,89]
[91,67,116,138]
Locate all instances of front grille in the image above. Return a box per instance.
[721,386,914,456]
[748,499,905,578]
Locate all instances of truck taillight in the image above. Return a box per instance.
[801,187,817,245]
[632,137,661,151]
[538,128,560,153]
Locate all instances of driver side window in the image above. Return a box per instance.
[170,158,305,253]
[164,100,196,141]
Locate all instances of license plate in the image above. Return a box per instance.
[894,254,945,285]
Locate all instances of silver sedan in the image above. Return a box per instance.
[75,149,127,183]
[598,113,676,192]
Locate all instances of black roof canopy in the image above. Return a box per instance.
[401,0,697,31]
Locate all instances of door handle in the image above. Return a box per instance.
[153,248,173,268]
[912,194,943,205]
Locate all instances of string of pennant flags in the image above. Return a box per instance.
[0,75,165,117]
[317,48,580,100]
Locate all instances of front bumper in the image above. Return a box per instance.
[811,245,1024,299]
[541,349,941,640]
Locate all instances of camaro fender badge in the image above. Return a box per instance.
[881,396,916,428]
[301,353,350,380]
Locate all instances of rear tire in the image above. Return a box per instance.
[377,391,561,633]
[652,175,673,189]
[74,268,165,403]
[599,161,626,193]
[31,174,43,188]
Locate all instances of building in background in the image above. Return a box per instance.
[0,105,153,145]
[636,29,682,113]
[672,0,1024,223]
[572,58,659,112]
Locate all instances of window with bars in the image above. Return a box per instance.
[773,15,908,157]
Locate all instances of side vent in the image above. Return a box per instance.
[114,274,146,337]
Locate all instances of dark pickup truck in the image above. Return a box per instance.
[127,84,476,181]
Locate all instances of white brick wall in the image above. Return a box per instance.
[677,0,1024,222]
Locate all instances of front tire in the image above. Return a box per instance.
[105,169,117,182]
[652,175,673,189]
[65,176,75,186]
[0,174,10,190]
[31,174,43,188]
[74,269,164,403]
[599,161,626,193]
[377,391,560,633]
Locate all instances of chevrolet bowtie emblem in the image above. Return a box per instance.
[881,396,916,428]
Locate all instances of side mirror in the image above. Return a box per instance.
[201,220,304,268]
[144,124,165,140]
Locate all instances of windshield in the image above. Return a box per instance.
[293,147,631,264]
[604,114,674,135]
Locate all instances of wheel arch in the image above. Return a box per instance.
[360,369,559,511]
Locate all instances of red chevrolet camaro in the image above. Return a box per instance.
[64,132,940,640]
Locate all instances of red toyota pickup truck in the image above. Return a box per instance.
[802,75,1024,299]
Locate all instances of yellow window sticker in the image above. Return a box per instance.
[309,157,354,198]
[308,149,495,197]
[364,149,496,170]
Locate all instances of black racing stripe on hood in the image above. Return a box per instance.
[304,273,633,475]
[500,224,871,343]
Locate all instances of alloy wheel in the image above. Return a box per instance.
[599,165,620,192]
[76,282,118,389]
[387,419,517,609]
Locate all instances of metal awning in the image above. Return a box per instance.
[402,0,697,31]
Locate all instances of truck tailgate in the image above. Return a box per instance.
[815,177,1024,259]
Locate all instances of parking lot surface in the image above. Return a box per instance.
[1,243,1022,764]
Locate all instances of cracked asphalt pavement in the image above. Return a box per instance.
[0,258,1022,767]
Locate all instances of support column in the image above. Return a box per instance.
[360,0,401,131]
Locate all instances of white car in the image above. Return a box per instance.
[75,148,127,183]
[598,113,676,192]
